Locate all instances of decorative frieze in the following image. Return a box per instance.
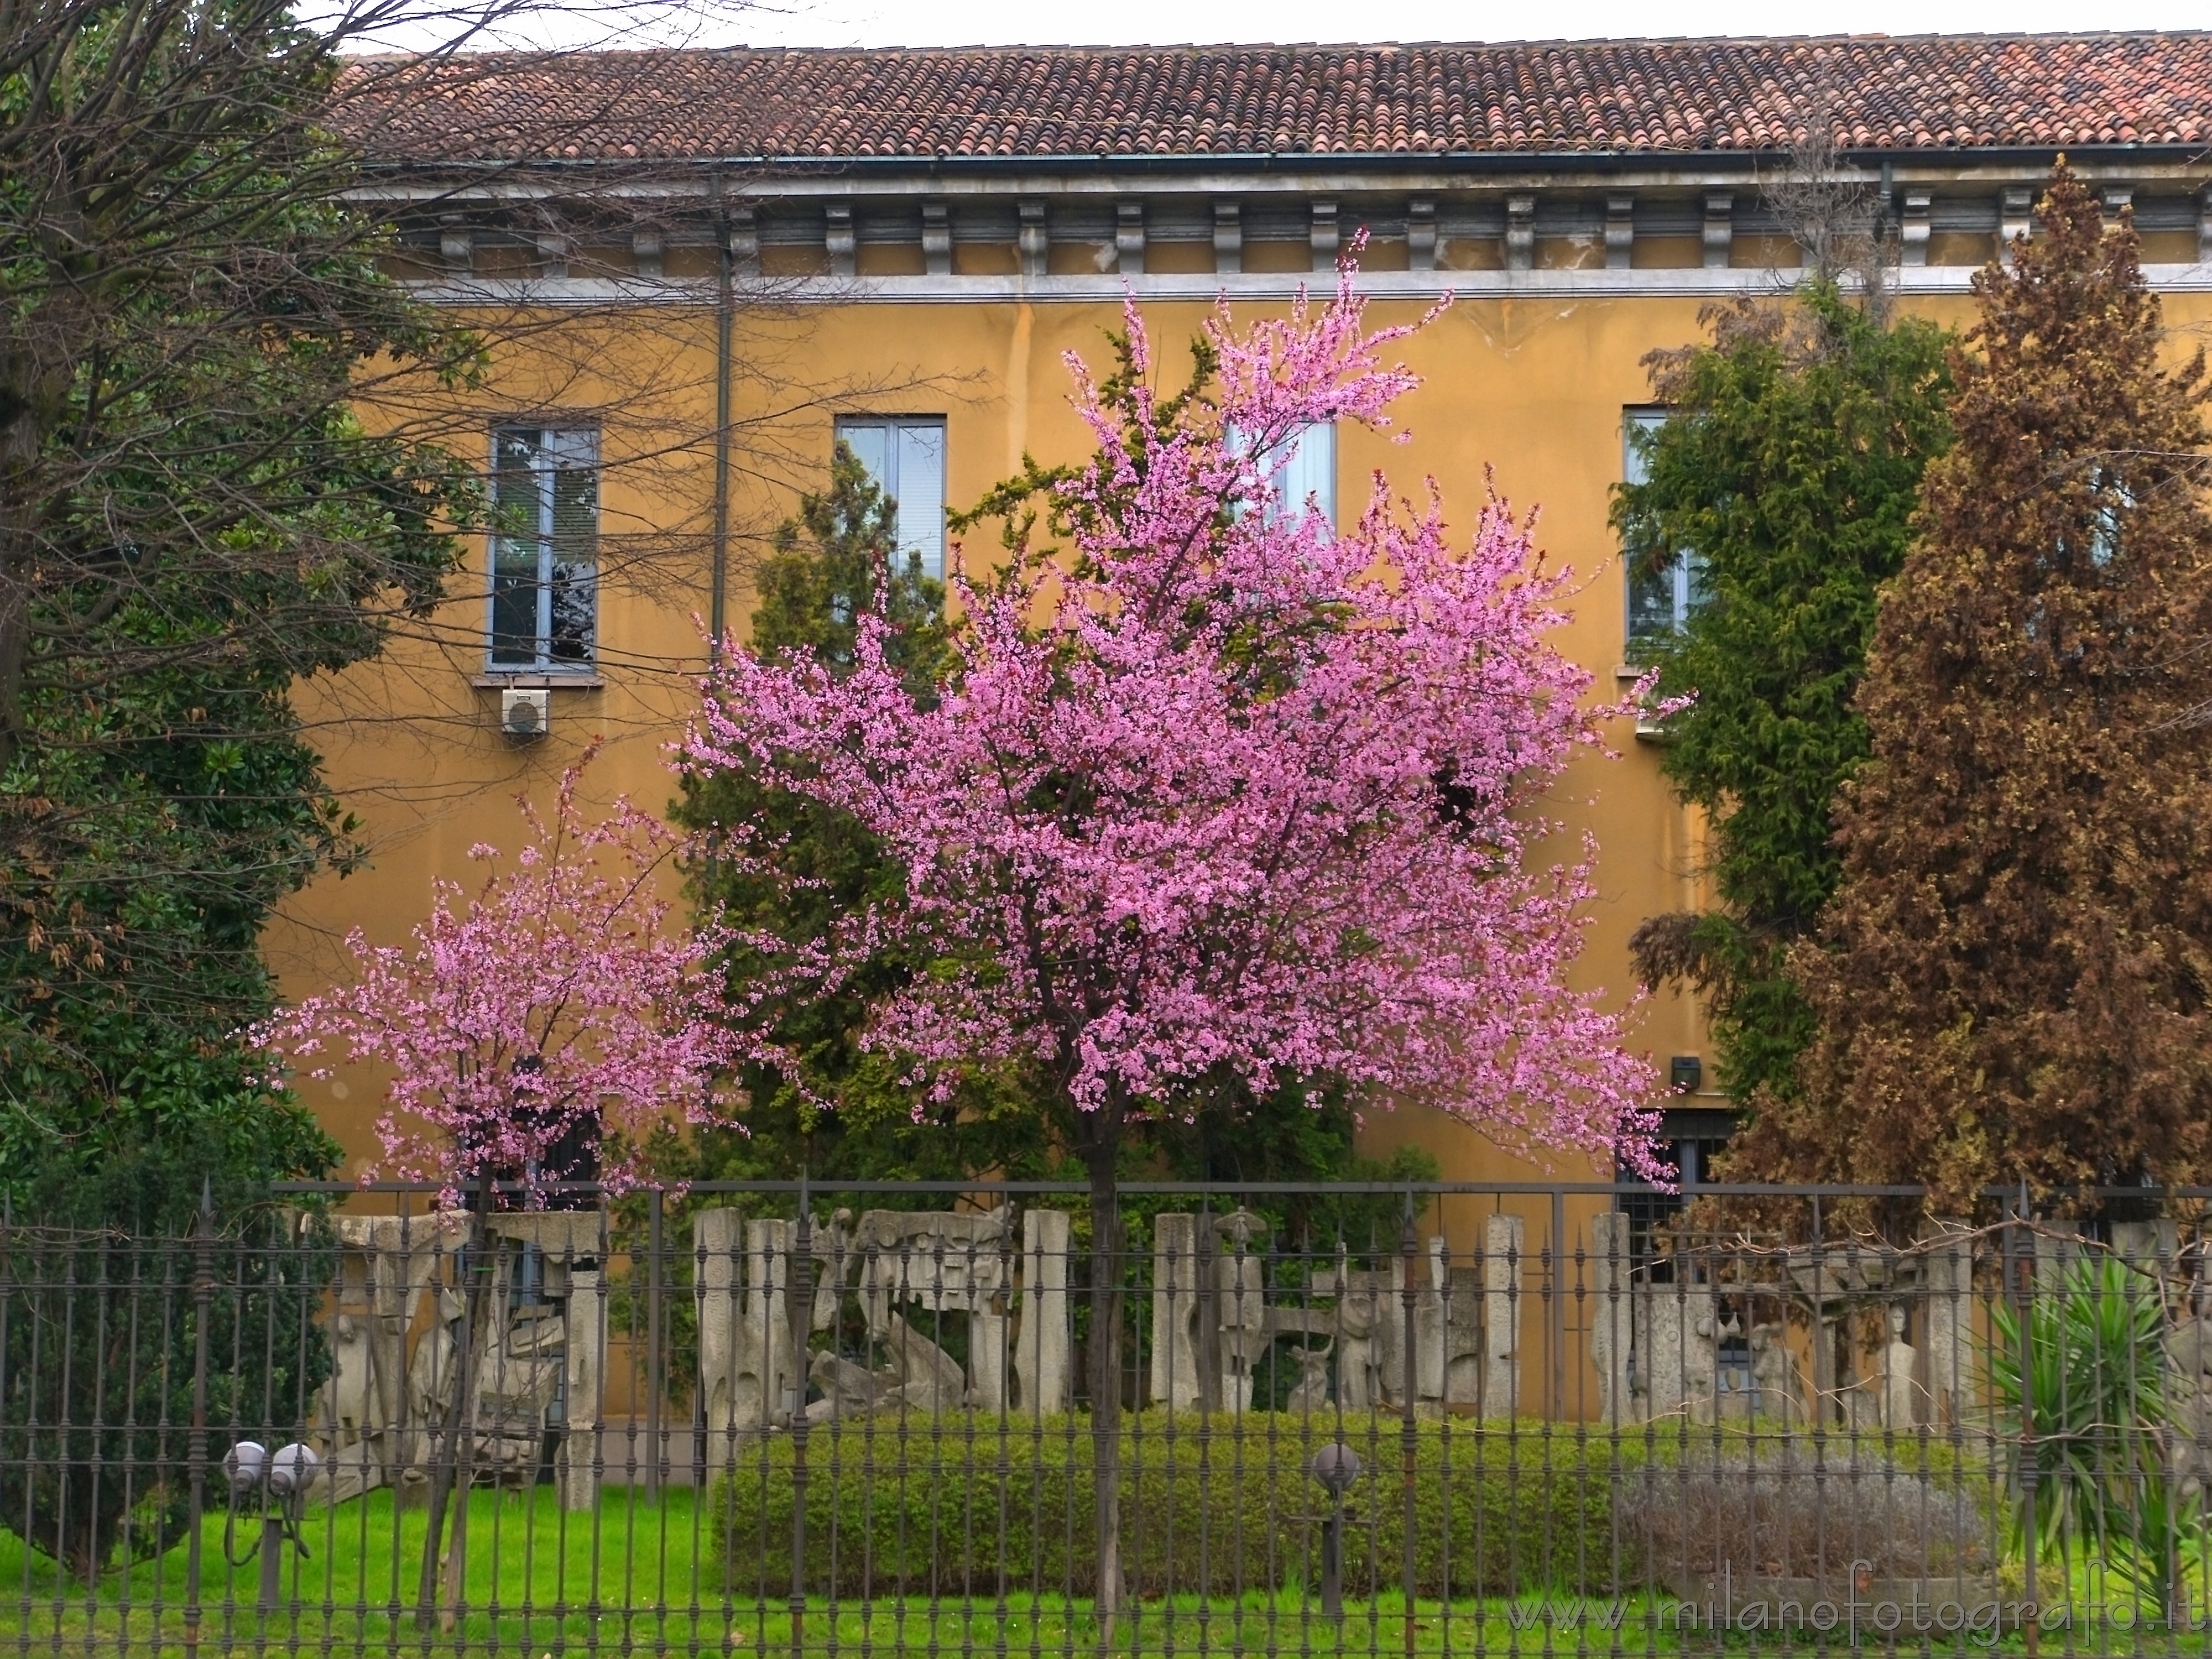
[1406,196,1436,272]
[1310,199,1338,272]
[1212,201,1242,274]
[1702,190,1734,268]
[921,201,953,275]
[439,217,472,273]
[727,204,760,277]
[1604,193,1635,270]
[1115,200,1146,275]
[1017,199,1048,279]
[2001,186,2033,260]
[1899,189,1932,267]
[825,202,856,278]
[1504,194,1535,271]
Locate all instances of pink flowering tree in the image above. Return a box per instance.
[682,267,1660,1619]
[262,742,740,1208]
[258,743,743,1625]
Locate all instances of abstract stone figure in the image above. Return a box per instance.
[1283,1342,1333,1416]
[1441,1263,1486,1410]
[1015,1208,1072,1416]
[879,1310,966,1409]
[1587,1212,1634,1426]
[1687,1310,1740,1423]
[558,1267,606,1510]
[1482,1214,1524,1417]
[1150,1214,1203,1410]
[1639,1281,1719,1423]
[1746,1321,1804,1425]
[855,1206,1009,1410]
[2165,1274,2212,1501]
[1329,1267,1387,1411]
[694,1208,850,1460]
[1920,1220,1972,1428]
[1880,1303,1922,1431]
[311,1215,463,1504]
[1213,1208,1272,1413]
[806,1350,895,1422]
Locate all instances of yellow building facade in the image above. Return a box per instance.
[286,37,2212,1187]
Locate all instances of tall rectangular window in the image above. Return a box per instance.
[1622,409,1704,655]
[489,426,598,670]
[836,416,947,580]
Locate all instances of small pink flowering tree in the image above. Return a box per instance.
[263,743,739,1207]
[259,743,742,1625]
[683,267,1660,1620]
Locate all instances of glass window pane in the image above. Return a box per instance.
[547,450,597,665]
[1626,559,1681,651]
[1623,409,1691,655]
[893,422,946,580]
[1277,422,1335,529]
[837,421,891,498]
[489,429,542,666]
[488,426,597,669]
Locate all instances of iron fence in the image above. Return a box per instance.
[3,1179,2210,1655]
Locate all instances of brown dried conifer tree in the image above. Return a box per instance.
[1727,161,2212,1204]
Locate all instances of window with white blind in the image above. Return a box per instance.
[1623,408,1705,655]
[488,426,598,670]
[836,416,947,580]
[1252,420,1336,530]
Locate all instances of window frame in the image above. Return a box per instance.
[1621,406,1704,657]
[486,424,601,674]
[833,415,949,581]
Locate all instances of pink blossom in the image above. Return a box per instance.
[683,265,1666,1180]
[258,743,753,1207]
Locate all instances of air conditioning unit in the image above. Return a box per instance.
[501,688,551,739]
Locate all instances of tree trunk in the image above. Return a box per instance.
[415,1175,493,1631]
[1083,1143,1124,1648]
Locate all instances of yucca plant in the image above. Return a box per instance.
[1986,1254,2196,1620]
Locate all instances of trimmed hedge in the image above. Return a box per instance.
[712,1411,1648,1600]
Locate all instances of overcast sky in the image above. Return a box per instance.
[731,0,2206,48]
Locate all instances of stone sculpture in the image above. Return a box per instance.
[1481,1214,1524,1417]
[1015,1208,1072,1416]
[693,1208,851,1459]
[1282,1342,1333,1415]
[1879,1303,1922,1431]
[1150,1209,1277,1412]
[697,1203,1027,1452]
[1746,1321,1804,1425]
[2166,1271,2212,1502]
[384,1209,607,1510]
[854,1206,1010,1410]
[311,1215,463,1505]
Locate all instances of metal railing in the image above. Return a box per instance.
[3,1178,2209,1655]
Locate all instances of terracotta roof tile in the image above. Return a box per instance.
[337,34,2212,163]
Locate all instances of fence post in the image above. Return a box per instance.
[184,1178,213,1659]
[1399,1193,1419,1655]
[787,1174,812,1659]
[2011,1185,2039,1658]
[646,1186,664,1500]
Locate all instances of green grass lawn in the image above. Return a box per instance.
[0,1485,2194,1656]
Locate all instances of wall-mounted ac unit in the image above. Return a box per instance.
[502,687,551,739]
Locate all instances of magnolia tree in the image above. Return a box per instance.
[259,744,743,1625]
[683,268,1661,1619]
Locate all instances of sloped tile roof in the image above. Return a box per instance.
[338,35,2212,163]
